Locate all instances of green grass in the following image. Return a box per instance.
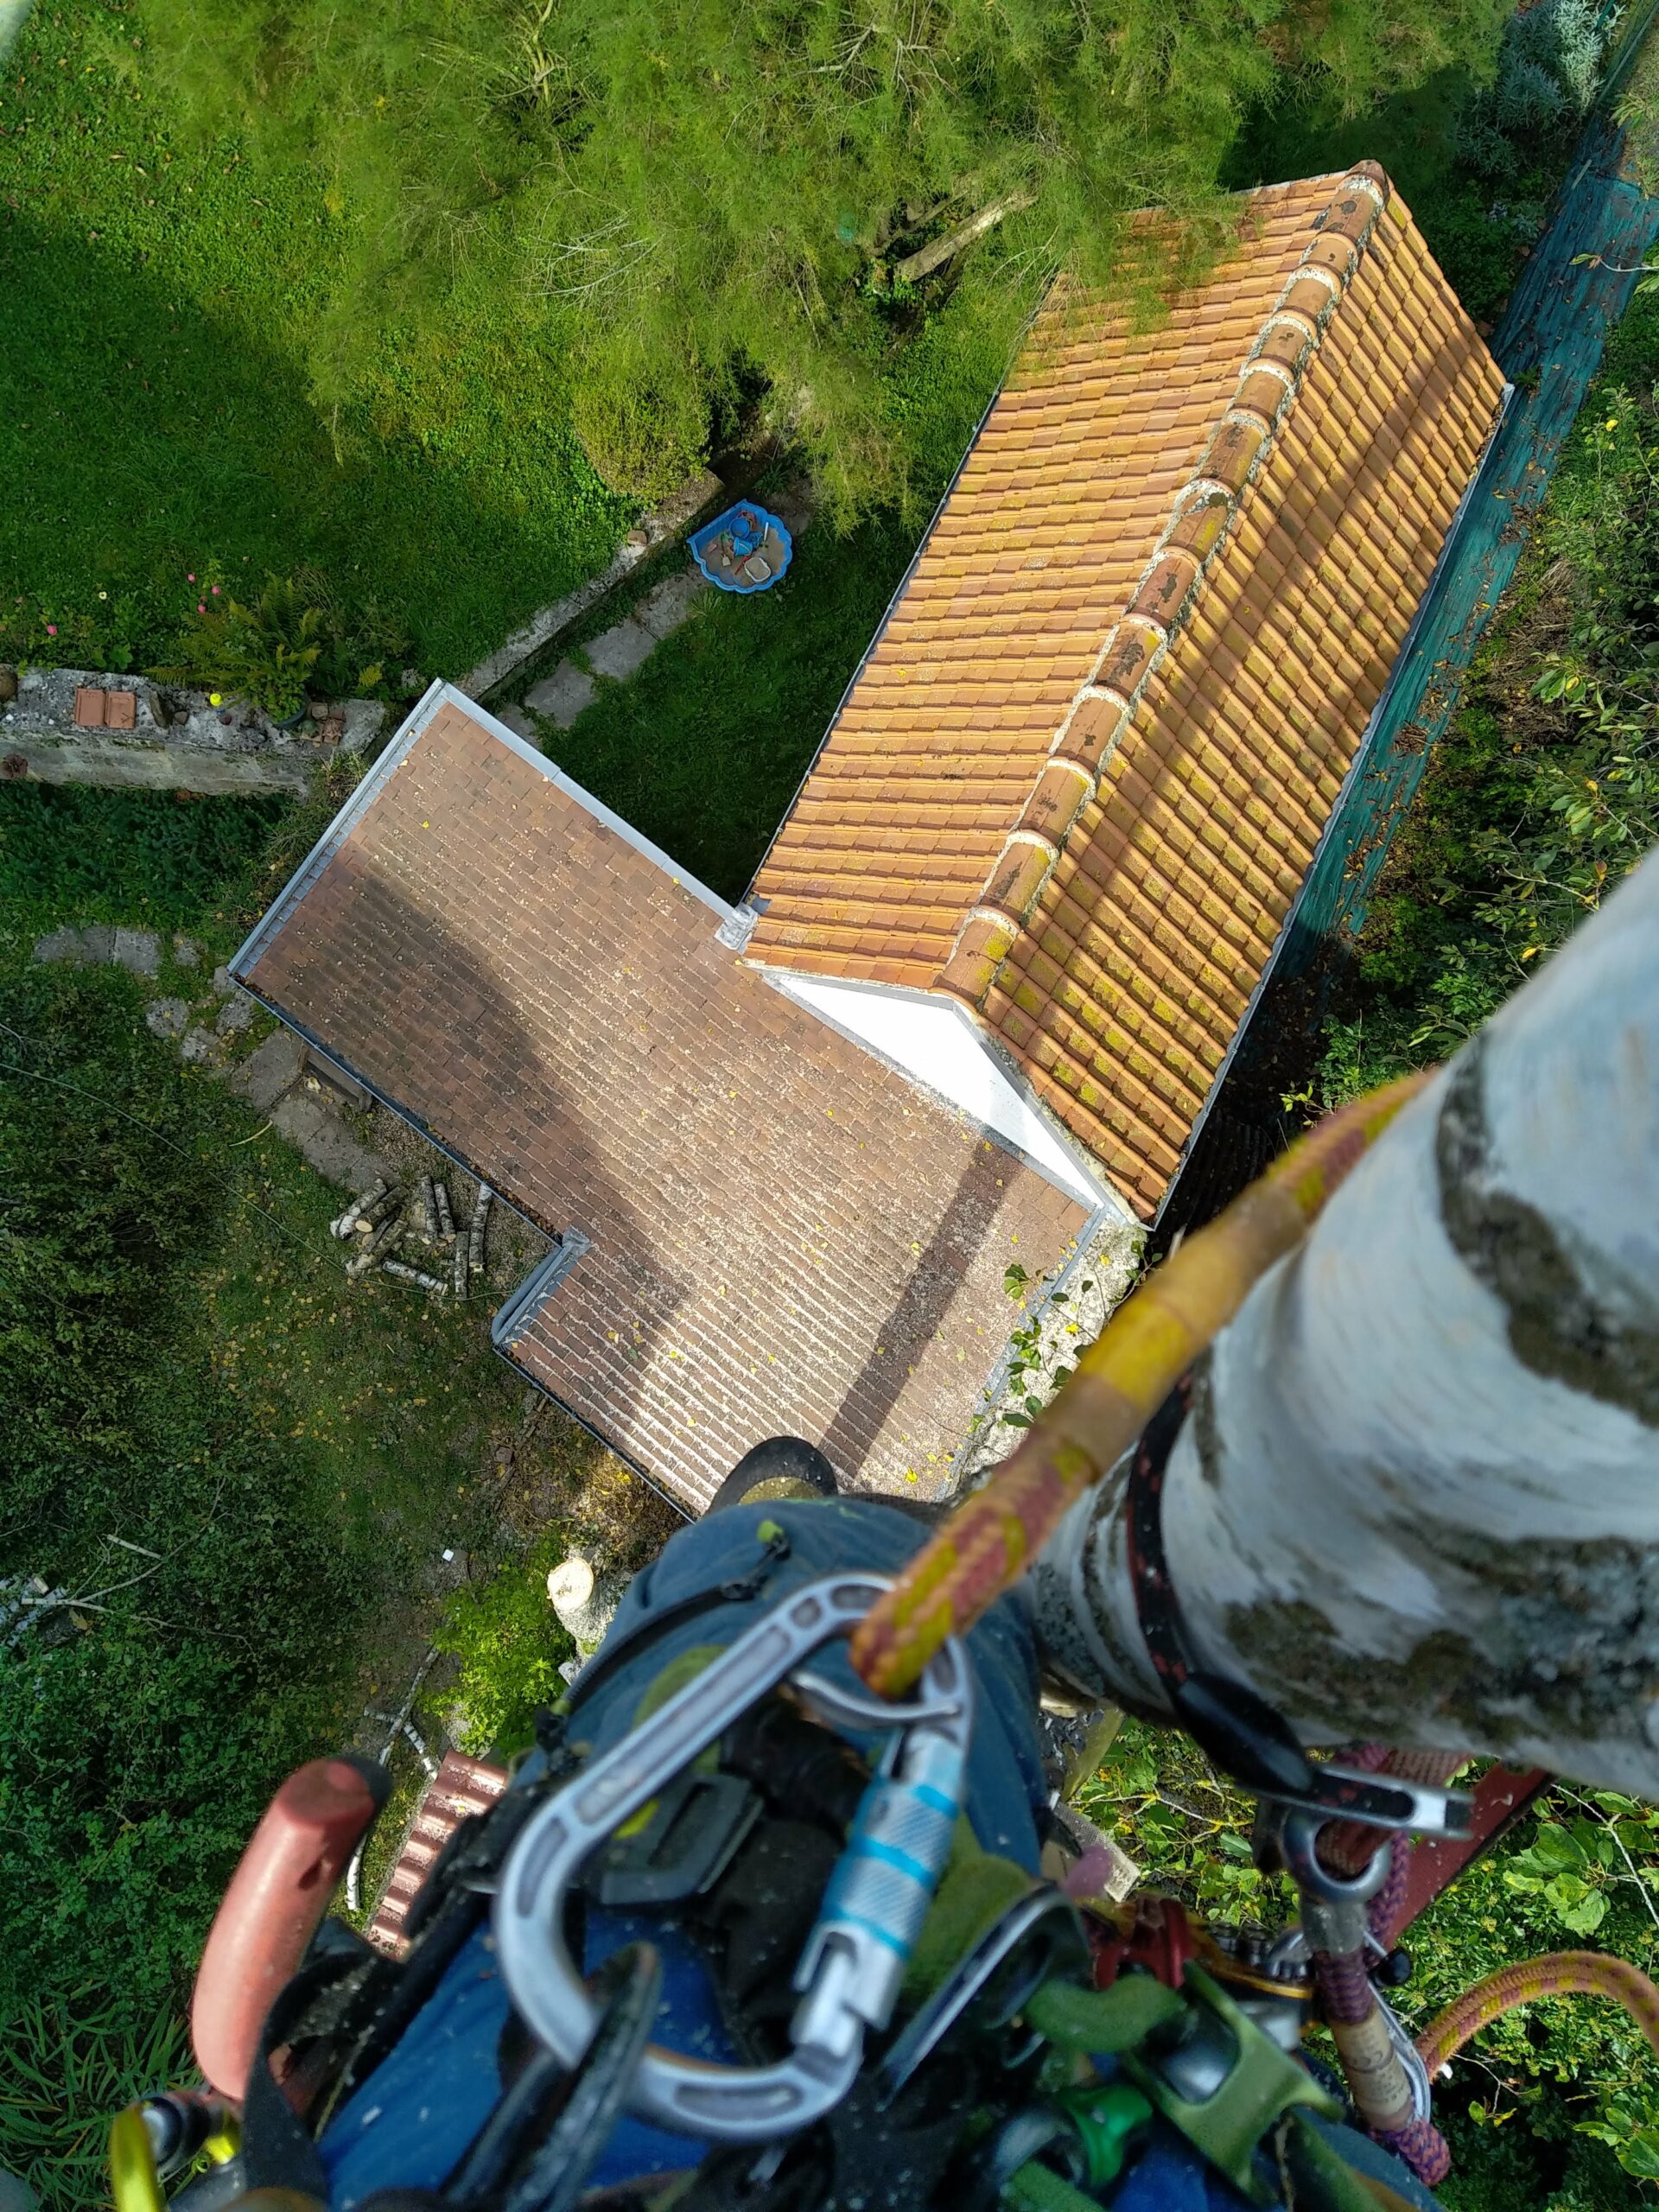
[0,782,632,2211]
[524,508,922,900]
[0,3,629,682]
[0,781,298,931]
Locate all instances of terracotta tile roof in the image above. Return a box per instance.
[367,1750,509,1959]
[747,166,1506,1218]
[234,694,1087,1514]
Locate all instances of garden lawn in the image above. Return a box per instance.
[523,506,923,900]
[0,779,621,2212]
[0,3,628,683]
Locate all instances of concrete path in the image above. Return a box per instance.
[33,923,394,1191]
[500,488,815,741]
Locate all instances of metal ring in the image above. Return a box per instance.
[493,1573,972,2145]
[1278,1808,1392,1904]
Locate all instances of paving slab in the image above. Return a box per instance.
[269,1090,390,1192]
[111,928,161,978]
[33,926,87,965]
[524,663,597,729]
[635,570,709,640]
[493,704,537,742]
[231,1027,308,1115]
[586,620,656,683]
[145,999,193,1040]
[215,996,255,1036]
[181,1026,226,1066]
[173,937,201,969]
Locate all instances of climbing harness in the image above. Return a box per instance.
[110,1074,1659,2212]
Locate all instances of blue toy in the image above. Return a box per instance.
[690,501,794,594]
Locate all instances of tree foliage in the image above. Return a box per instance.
[135,0,1509,514]
[1314,284,1659,1105]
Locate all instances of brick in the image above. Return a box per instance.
[73,687,106,729]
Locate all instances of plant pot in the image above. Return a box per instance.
[271,704,309,732]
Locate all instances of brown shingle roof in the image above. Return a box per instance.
[234,695,1086,1513]
[747,166,1505,1218]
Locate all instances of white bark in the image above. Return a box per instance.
[1036,848,1659,1792]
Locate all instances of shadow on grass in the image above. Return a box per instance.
[545,513,920,901]
[0,220,626,677]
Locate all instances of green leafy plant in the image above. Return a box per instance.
[434,1535,575,1758]
[1459,0,1607,179]
[158,574,323,719]
[1313,286,1659,1117]
[130,0,1511,521]
[0,1992,193,2212]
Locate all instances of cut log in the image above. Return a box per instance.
[891,190,1036,284]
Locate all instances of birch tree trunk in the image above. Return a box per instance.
[1034,847,1659,1795]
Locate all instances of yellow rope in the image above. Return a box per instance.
[850,1071,1433,1699]
[1416,1949,1659,2075]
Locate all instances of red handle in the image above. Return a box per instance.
[192,1757,386,2102]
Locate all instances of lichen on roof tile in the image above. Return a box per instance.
[748,164,1504,1218]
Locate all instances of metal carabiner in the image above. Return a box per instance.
[493,1573,975,2144]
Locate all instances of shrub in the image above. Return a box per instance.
[1459,0,1607,177]
[131,0,1511,522]
[0,960,363,2080]
[1315,291,1659,1111]
[156,574,324,719]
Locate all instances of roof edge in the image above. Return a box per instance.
[933,162,1394,1015]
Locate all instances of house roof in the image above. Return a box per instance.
[367,1750,508,1958]
[233,690,1087,1515]
[747,166,1506,1217]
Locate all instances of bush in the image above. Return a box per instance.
[1460,0,1607,177]
[130,0,1510,522]
[1315,289,1659,1109]
[569,375,716,509]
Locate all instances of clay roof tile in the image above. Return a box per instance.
[749,166,1503,1218]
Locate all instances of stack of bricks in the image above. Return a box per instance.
[365,1751,510,1958]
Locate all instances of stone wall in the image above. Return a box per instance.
[0,664,384,796]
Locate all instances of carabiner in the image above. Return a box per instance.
[493,1573,974,2144]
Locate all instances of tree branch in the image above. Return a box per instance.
[890,189,1037,283]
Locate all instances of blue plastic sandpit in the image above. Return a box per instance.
[690,502,794,594]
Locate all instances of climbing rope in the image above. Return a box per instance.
[850,1071,1432,1700]
[1416,1950,1659,2076]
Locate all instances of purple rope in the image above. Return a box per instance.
[1314,1947,1375,2024]
[1374,2116,1452,2187]
[1319,1936,1453,2189]
[1369,1831,1411,1943]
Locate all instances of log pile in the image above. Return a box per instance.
[330,1173,496,1299]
